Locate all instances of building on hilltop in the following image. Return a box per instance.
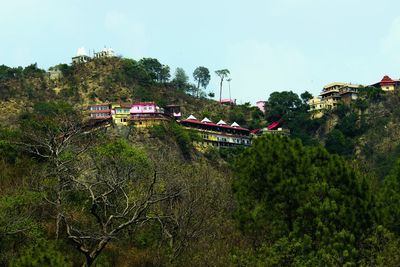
[370,75,400,92]
[179,115,251,149]
[308,82,363,118]
[94,47,115,59]
[72,47,91,64]
[72,46,116,64]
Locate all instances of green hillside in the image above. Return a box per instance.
[1,56,400,266]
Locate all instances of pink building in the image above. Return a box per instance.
[220,98,236,105]
[256,101,266,114]
[129,102,158,114]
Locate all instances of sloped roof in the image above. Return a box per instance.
[181,119,249,132]
[380,75,396,85]
[231,122,240,127]
[217,120,227,125]
[186,114,197,120]
[201,117,212,123]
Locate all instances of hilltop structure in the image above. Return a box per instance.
[72,47,115,64]
[370,75,400,92]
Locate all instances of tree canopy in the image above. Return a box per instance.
[233,135,376,265]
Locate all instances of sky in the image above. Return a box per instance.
[1,0,400,104]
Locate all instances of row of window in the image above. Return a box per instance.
[201,133,250,144]
[90,106,110,111]
[91,113,110,117]
[116,108,130,113]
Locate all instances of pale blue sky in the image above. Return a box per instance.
[1,0,400,103]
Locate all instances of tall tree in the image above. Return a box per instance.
[215,69,230,103]
[172,68,189,91]
[193,67,211,98]
[139,58,163,82]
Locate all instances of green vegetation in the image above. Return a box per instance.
[2,55,400,266]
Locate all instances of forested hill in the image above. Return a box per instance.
[0,58,264,129]
[2,56,400,266]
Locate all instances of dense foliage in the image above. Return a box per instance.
[1,55,400,266]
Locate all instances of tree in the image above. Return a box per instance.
[233,135,376,265]
[215,69,230,103]
[379,159,400,235]
[62,140,181,266]
[16,102,95,239]
[300,91,313,104]
[172,68,189,91]
[266,91,305,122]
[139,58,163,82]
[160,65,171,83]
[193,67,211,98]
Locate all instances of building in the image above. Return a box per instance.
[89,102,172,128]
[129,102,169,128]
[180,115,251,149]
[308,82,363,117]
[220,98,236,105]
[72,47,91,64]
[48,69,63,80]
[164,105,182,119]
[251,120,290,137]
[370,75,400,92]
[88,103,112,120]
[111,103,132,126]
[94,48,115,59]
[256,101,266,114]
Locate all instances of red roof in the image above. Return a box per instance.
[89,109,112,114]
[181,119,249,132]
[88,103,111,107]
[267,121,280,130]
[132,102,156,106]
[380,75,396,85]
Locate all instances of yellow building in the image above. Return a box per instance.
[370,75,400,92]
[111,104,131,126]
[130,114,170,128]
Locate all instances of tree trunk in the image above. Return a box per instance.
[84,255,94,267]
[219,78,223,103]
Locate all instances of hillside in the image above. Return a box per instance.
[0,58,264,129]
[2,57,400,266]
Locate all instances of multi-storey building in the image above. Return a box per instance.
[180,115,251,149]
[308,82,363,118]
[129,102,169,128]
[88,103,112,120]
[111,104,131,126]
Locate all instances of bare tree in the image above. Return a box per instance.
[15,102,97,239]
[60,140,181,266]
